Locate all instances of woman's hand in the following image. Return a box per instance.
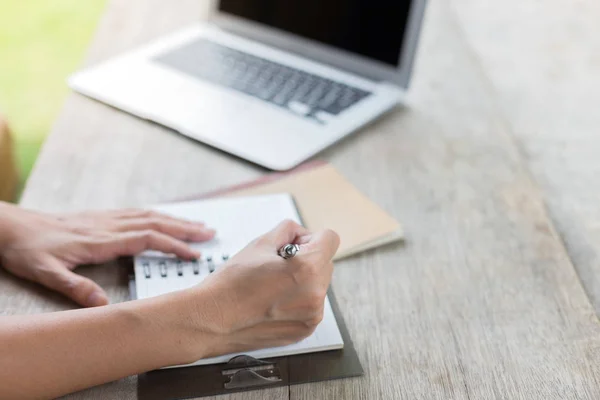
[183,220,340,359]
[0,202,215,307]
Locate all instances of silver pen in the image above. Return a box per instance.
[278,244,300,259]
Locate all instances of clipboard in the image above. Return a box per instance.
[131,278,363,400]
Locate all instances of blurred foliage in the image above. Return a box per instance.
[0,0,106,190]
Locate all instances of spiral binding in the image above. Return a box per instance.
[140,254,230,279]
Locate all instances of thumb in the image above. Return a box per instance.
[36,260,109,307]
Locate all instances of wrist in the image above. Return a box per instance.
[175,286,236,362]
[128,287,232,367]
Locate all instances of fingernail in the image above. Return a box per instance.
[87,292,108,307]
[297,234,312,244]
[204,228,216,236]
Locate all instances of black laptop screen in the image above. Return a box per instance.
[218,0,412,67]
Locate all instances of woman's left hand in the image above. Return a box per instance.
[0,203,215,307]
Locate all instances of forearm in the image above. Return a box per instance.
[0,289,217,399]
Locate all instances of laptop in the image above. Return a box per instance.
[69,1,427,171]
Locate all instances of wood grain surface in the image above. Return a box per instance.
[449,0,600,314]
[5,0,600,399]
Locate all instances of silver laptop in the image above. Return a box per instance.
[69,1,427,170]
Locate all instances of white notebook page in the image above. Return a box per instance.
[134,194,343,367]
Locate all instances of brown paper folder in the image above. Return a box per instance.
[192,161,404,260]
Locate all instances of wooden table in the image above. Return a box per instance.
[6,0,600,398]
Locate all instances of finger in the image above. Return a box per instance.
[298,229,340,261]
[116,209,206,226]
[77,209,153,220]
[295,234,313,245]
[58,208,207,225]
[53,209,139,221]
[113,218,215,242]
[34,259,109,307]
[262,220,310,249]
[88,230,201,261]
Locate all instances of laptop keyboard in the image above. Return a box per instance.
[153,38,372,124]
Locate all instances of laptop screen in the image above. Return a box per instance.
[218,1,412,67]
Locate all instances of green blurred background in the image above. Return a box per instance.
[0,0,106,187]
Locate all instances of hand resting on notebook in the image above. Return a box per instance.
[0,203,339,399]
[0,202,215,307]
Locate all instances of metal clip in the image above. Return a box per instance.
[222,355,282,389]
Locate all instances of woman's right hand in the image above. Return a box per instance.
[181,220,340,361]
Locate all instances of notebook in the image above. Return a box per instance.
[134,193,344,368]
[189,161,404,260]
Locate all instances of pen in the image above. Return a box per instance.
[278,244,300,259]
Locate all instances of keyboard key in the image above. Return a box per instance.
[318,85,342,109]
